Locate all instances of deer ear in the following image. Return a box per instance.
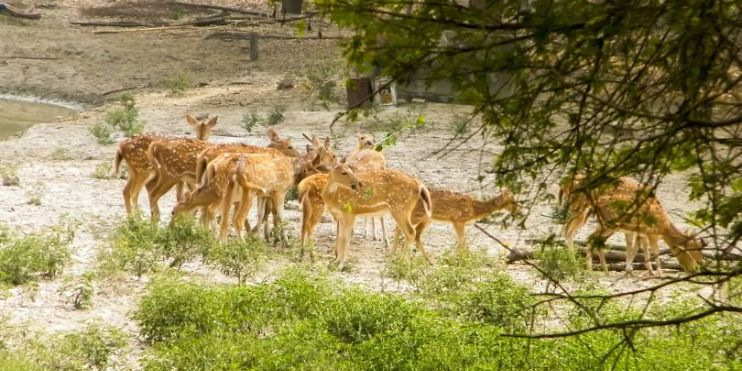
[206,116,218,127]
[267,128,280,142]
[186,113,199,127]
[302,132,313,142]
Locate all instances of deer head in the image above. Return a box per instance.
[673,230,705,272]
[302,133,337,173]
[186,113,218,140]
[267,128,301,157]
[328,164,363,191]
[355,133,375,150]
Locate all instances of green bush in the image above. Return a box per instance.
[0,163,20,186]
[60,272,95,310]
[304,64,339,110]
[162,71,191,95]
[93,93,145,140]
[90,162,113,179]
[88,121,115,145]
[134,268,742,370]
[241,111,261,133]
[204,235,269,284]
[0,223,73,285]
[51,147,72,161]
[534,238,585,281]
[265,105,286,126]
[99,216,214,277]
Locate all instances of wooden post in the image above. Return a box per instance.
[346,77,373,108]
[249,33,258,61]
[281,0,303,15]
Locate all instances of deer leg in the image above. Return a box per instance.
[234,194,253,240]
[587,227,615,272]
[563,207,590,257]
[379,217,389,250]
[453,222,467,252]
[148,177,177,224]
[391,226,401,255]
[414,219,429,258]
[218,193,234,244]
[335,214,356,264]
[649,235,663,277]
[271,193,286,246]
[624,232,638,274]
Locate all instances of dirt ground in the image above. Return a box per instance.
[0,1,713,369]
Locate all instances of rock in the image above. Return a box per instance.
[277,77,294,90]
[411,98,426,104]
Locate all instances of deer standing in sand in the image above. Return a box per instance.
[343,134,388,245]
[392,188,519,253]
[113,114,217,216]
[147,128,299,223]
[321,164,432,264]
[560,174,704,274]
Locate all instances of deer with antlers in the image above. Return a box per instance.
[147,128,300,223]
[113,114,217,216]
[392,188,519,253]
[560,174,704,274]
[321,163,432,264]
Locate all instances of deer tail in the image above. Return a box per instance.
[196,155,210,187]
[419,183,432,218]
[113,147,123,176]
[233,156,267,194]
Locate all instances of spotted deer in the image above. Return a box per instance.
[343,134,388,245]
[147,128,300,223]
[321,164,432,264]
[212,145,335,243]
[392,188,519,253]
[560,174,704,274]
[172,152,270,242]
[113,114,217,215]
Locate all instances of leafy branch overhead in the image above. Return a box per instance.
[317,0,742,340]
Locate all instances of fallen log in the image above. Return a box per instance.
[0,3,41,19]
[525,238,742,261]
[71,21,166,27]
[507,246,680,269]
[170,1,272,18]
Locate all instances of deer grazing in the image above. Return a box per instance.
[321,164,432,264]
[560,174,704,274]
[147,128,300,223]
[113,114,217,215]
[392,188,519,253]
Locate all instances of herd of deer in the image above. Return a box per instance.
[111,114,704,274]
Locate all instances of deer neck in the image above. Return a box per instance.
[291,156,313,185]
[659,220,690,248]
[472,195,509,219]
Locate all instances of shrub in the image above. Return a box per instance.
[88,121,115,145]
[534,237,585,281]
[60,272,95,310]
[134,268,742,371]
[0,163,20,186]
[382,254,428,285]
[99,218,160,277]
[99,93,145,138]
[204,235,269,284]
[451,114,470,137]
[265,105,286,126]
[25,183,45,206]
[304,64,339,110]
[162,71,191,95]
[99,217,214,277]
[50,147,72,161]
[90,162,113,179]
[240,111,261,133]
[0,223,73,285]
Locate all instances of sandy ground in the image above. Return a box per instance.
[0,1,715,369]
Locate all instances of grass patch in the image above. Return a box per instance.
[204,235,270,284]
[162,71,192,96]
[0,223,73,285]
[0,163,20,186]
[134,268,742,370]
[90,93,145,143]
[51,147,72,161]
[25,183,45,206]
[90,161,114,179]
[533,236,585,282]
[98,216,215,277]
